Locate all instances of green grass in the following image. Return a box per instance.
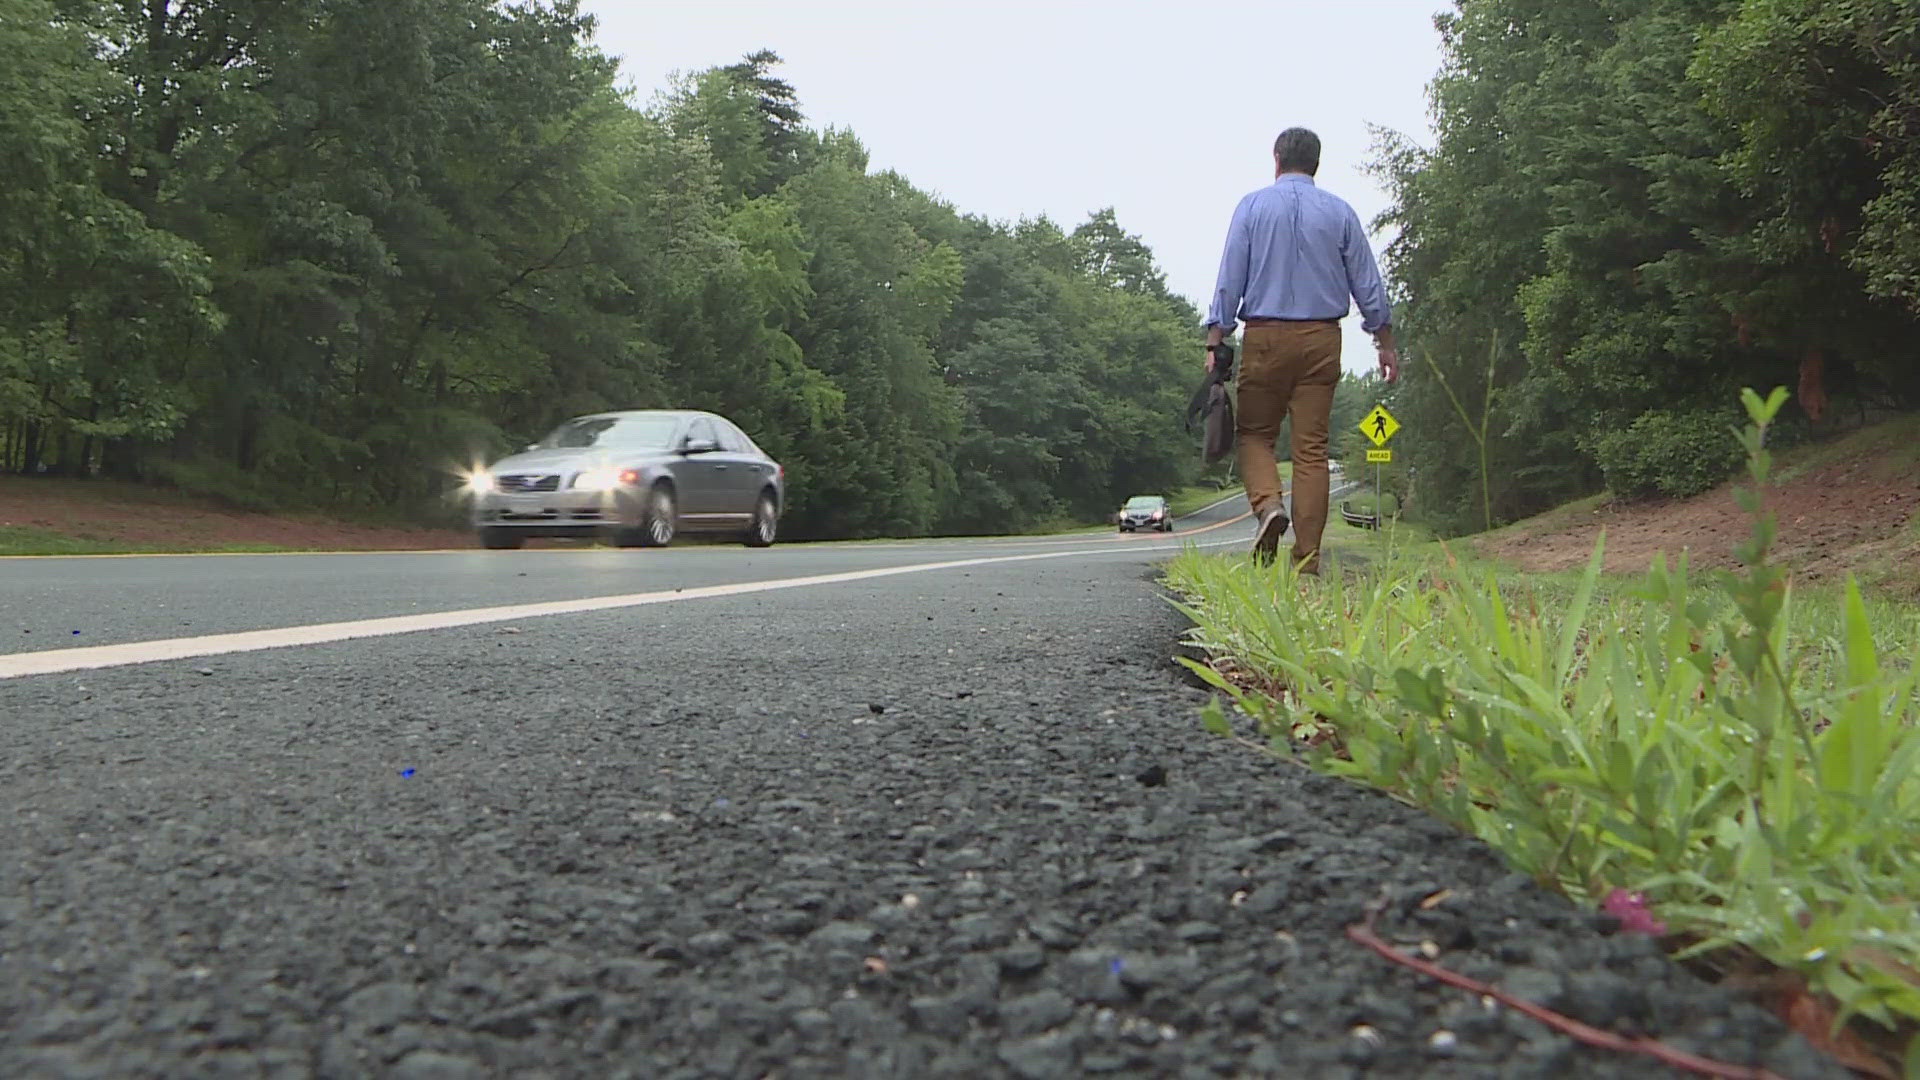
[1773,413,1920,485]
[1167,390,1920,1071]
[1169,542,1920,1056]
[1324,490,1441,548]
[1337,490,1400,517]
[0,526,146,556]
[1167,485,1241,518]
[1475,492,1612,545]
[0,526,289,556]
[1327,517,1437,550]
[1165,466,1297,519]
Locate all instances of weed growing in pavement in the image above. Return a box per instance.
[1168,387,1920,1067]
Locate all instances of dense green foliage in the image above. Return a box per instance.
[1591,408,1747,500]
[0,3,1202,538]
[1376,0,1920,535]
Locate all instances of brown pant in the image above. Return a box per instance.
[1236,321,1339,572]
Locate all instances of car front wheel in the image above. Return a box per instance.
[640,484,676,547]
[613,484,676,548]
[744,492,777,548]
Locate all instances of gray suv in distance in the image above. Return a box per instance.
[465,410,785,550]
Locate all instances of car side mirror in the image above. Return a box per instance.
[681,438,719,455]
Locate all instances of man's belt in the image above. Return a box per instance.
[1243,317,1340,327]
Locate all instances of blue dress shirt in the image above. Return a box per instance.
[1205,173,1392,334]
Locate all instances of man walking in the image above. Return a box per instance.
[1204,128,1398,573]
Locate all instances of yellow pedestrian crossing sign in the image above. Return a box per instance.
[1360,404,1401,447]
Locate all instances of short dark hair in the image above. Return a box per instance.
[1273,128,1321,176]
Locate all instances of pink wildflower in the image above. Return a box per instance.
[1601,888,1669,936]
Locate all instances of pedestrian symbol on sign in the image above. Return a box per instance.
[1359,404,1400,447]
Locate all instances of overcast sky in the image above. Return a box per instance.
[581,0,1451,373]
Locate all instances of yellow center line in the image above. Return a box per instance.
[0,505,1254,559]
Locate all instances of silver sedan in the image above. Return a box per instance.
[465,410,785,549]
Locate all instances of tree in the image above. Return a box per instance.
[1369,0,1920,536]
[719,49,810,196]
[0,0,219,475]
[1071,208,1175,302]
[1,26,1206,539]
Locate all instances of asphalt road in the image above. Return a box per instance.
[0,491,1837,1079]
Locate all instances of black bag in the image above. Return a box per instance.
[1184,343,1236,463]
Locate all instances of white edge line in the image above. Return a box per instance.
[0,535,1251,680]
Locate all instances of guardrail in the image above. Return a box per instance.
[1340,496,1403,530]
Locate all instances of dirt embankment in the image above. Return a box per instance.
[1476,418,1920,595]
[0,479,469,553]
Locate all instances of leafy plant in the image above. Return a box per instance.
[1422,331,1499,531]
[1371,1,1920,540]
[1171,386,1920,1063]
[1590,408,1747,500]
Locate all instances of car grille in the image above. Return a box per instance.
[495,473,561,493]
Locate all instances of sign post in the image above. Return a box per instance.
[1358,404,1402,546]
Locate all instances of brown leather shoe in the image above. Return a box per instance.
[1253,506,1289,564]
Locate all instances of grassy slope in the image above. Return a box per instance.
[1473,413,1920,596]
[1167,485,1239,517]
[0,525,285,556]
[1166,464,1292,518]
[0,477,470,556]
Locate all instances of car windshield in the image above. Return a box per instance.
[1124,498,1163,509]
[539,416,679,450]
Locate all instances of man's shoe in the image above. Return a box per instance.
[1252,506,1289,564]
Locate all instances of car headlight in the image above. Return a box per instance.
[573,468,620,492]
[464,471,494,495]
